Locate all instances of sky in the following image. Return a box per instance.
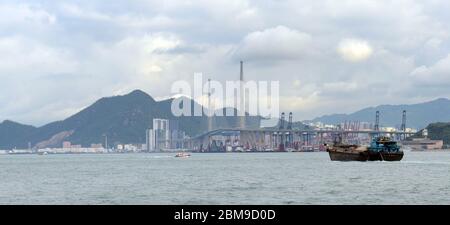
[1,0,450,126]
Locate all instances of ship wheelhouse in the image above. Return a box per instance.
[368,137,401,153]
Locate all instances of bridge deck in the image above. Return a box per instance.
[191,128,415,140]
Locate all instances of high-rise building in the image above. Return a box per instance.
[147,118,169,152]
[147,119,186,151]
[145,129,153,152]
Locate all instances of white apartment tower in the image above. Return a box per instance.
[147,118,170,152]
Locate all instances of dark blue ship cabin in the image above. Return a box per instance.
[368,137,401,153]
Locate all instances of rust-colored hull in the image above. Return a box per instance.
[327,148,403,162]
[327,150,369,161]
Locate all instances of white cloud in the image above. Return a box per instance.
[0,3,56,26]
[410,54,450,85]
[234,26,312,61]
[0,36,76,75]
[425,38,443,49]
[337,39,374,62]
[60,3,110,21]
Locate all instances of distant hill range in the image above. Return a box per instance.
[306,98,450,129]
[0,90,261,149]
[267,120,312,130]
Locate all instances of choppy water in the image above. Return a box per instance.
[0,152,449,204]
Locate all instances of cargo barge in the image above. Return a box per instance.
[326,136,403,162]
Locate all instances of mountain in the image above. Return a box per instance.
[307,98,450,129]
[0,90,262,149]
[0,120,37,149]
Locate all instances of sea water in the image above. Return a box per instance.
[0,152,449,204]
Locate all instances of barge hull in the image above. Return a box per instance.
[328,150,404,162]
[367,152,404,161]
[327,150,368,162]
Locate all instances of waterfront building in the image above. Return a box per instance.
[402,138,444,151]
[91,143,103,148]
[62,141,71,148]
[146,118,186,152]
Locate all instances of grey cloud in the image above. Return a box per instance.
[1,0,450,124]
[410,54,450,87]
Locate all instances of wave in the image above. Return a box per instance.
[401,161,450,165]
[148,155,173,159]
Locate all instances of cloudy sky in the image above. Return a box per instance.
[1,0,450,126]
